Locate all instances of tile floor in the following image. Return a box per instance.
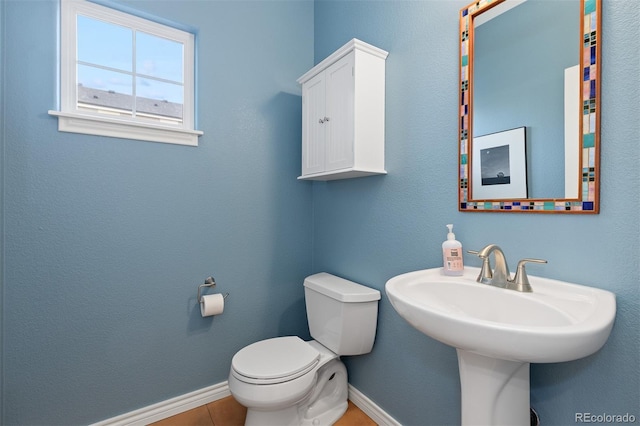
[149,396,377,426]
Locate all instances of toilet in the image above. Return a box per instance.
[228,272,381,426]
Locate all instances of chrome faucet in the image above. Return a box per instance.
[470,244,547,292]
[476,244,510,289]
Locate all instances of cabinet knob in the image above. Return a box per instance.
[324,116,330,122]
[318,118,324,124]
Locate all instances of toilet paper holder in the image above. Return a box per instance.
[197,276,229,303]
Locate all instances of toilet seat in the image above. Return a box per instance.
[231,336,320,385]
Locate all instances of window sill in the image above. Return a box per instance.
[48,110,203,146]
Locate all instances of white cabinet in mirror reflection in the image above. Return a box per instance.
[297,39,388,181]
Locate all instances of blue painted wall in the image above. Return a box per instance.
[1,0,314,424]
[312,0,639,425]
[2,0,639,425]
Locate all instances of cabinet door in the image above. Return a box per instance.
[301,72,326,176]
[324,53,355,172]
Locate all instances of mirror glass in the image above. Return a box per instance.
[458,0,601,213]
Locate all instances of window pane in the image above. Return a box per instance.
[77,15,132,72]
[136,31,183,83]
[78,64,133,114]
[78,64,133,94]
[136,77,183,121]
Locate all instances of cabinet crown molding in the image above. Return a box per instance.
[297,38,389,85]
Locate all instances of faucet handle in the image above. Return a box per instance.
[468,250,493,284]
[509,258,548,292]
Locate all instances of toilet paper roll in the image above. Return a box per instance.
[200,293,225,317]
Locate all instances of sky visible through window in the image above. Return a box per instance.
[77,15,184,105]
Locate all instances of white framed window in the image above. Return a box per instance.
[49,0,202,146]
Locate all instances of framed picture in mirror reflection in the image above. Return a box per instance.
[472,127,527,199]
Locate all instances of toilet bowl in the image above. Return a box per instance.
[229,338,348,426]
[228,273,381,426]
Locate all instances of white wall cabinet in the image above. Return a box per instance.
[297,39,388,181]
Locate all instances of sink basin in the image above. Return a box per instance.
[385,266,616,363]
[386,267,616,425]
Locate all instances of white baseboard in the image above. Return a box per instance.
[91,382,400,426]
[90,382,231,426]
[348,384,402,426]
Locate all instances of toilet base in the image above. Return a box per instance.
[243,359,348,426]
[245,405,302,426]
[299,359,348,425]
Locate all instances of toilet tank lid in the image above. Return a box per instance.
[304,273,381,303]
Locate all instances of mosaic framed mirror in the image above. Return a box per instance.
[458,0,601,213]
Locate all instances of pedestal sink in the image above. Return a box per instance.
[386,267,616,425]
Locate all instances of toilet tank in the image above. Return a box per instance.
[304,273,381,356]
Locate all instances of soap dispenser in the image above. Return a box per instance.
[442,224,464,276]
